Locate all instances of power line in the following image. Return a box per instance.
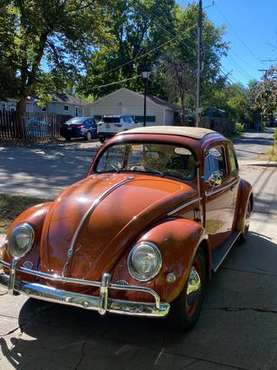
[93,23,198,80]
[227,53,255,80]
[214,3,261,62]
[220,67,241,85]
[93,75,140,90]
[93,2,214,81]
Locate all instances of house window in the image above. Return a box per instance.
[134,115,156,123]
[64,105,69,111]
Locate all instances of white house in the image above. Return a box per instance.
[85,88,180,125]
[0,98,17,112]
[0,93,85,117]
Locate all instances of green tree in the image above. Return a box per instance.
[253,66,277,120]
[78,0,176,98]
[0,0,111,116]
[160,4,227,122]
[0,4,18,98]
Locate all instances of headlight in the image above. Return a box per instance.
[8,223,34,258]
[128,242,162,282]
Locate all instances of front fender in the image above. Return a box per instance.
[112,218,208,303]
[3,202,53,269]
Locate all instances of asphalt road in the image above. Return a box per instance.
[1,131,277,369]
[234,129,274,161]
[0,129,274,198]
[0,141,100,199]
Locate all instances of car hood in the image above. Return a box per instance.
[39,173,197,282]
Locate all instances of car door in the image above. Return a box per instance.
[203,145,237,250]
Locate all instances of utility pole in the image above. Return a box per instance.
[142,71,150,127]
[195,0,203,128]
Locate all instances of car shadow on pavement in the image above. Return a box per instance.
[1,231,277,369]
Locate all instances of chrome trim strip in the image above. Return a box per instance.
[8,258,18,295]
[0,258,161,309]
[213,231,241,272]
[62,176,134,276]
[205,179,238,197]
[167,198,201,216]
[0,268,169,318]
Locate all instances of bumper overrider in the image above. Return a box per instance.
[0,258,170,318]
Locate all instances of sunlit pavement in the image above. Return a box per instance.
[1,132,277,369]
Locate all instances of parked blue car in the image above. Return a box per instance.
[25,118,50,138]
[61,117,97,141]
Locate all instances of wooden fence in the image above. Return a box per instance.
[0,111,71,143]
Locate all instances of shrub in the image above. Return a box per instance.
[235,122,244,135]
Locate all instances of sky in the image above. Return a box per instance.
[177,0,277,86]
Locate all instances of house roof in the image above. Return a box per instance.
[52,93,85,106]
[87,88,180,111]
[119,126,216,140]
[148,95,180,111]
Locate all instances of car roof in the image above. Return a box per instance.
[119,126,218,140]
[67,116,92,121]
[103,115,132,117]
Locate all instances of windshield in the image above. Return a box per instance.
[65,117,86,125]
[103,117,120,123]
[95,143,195,181]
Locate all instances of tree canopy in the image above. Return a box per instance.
[253,66,277,119]
[0,0,274,126]
[0,0,111,112]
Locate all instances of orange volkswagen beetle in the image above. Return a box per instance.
[0,127,253,330]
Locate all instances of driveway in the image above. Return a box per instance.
[1,131,277,369]
[0,141,100,198]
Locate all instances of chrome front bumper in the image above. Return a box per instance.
[0,259,170,318]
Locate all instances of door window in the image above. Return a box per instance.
[204,147,227,181]
[228,144,238,176]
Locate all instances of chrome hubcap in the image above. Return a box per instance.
[186,266,201,306]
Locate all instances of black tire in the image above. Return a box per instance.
[239,200,251,243]
[168,248,207,331]
[99,137,105,143]
[86,131,92,141]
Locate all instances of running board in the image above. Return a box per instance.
[212,232,241,272]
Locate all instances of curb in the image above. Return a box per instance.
[239,161,277,168]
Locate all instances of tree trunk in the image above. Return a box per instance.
[180,94,186,126]
[16,97,27,139]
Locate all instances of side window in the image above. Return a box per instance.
[228,144,238,176]
[204,146,227,181]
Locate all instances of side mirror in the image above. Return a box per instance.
[207,171,223,187]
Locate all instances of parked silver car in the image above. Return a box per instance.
[97,115,139,142]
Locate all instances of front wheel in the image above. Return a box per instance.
[168,248,206,331]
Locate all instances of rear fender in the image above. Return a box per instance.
[112,218,209,303]
[235,179,253,232]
